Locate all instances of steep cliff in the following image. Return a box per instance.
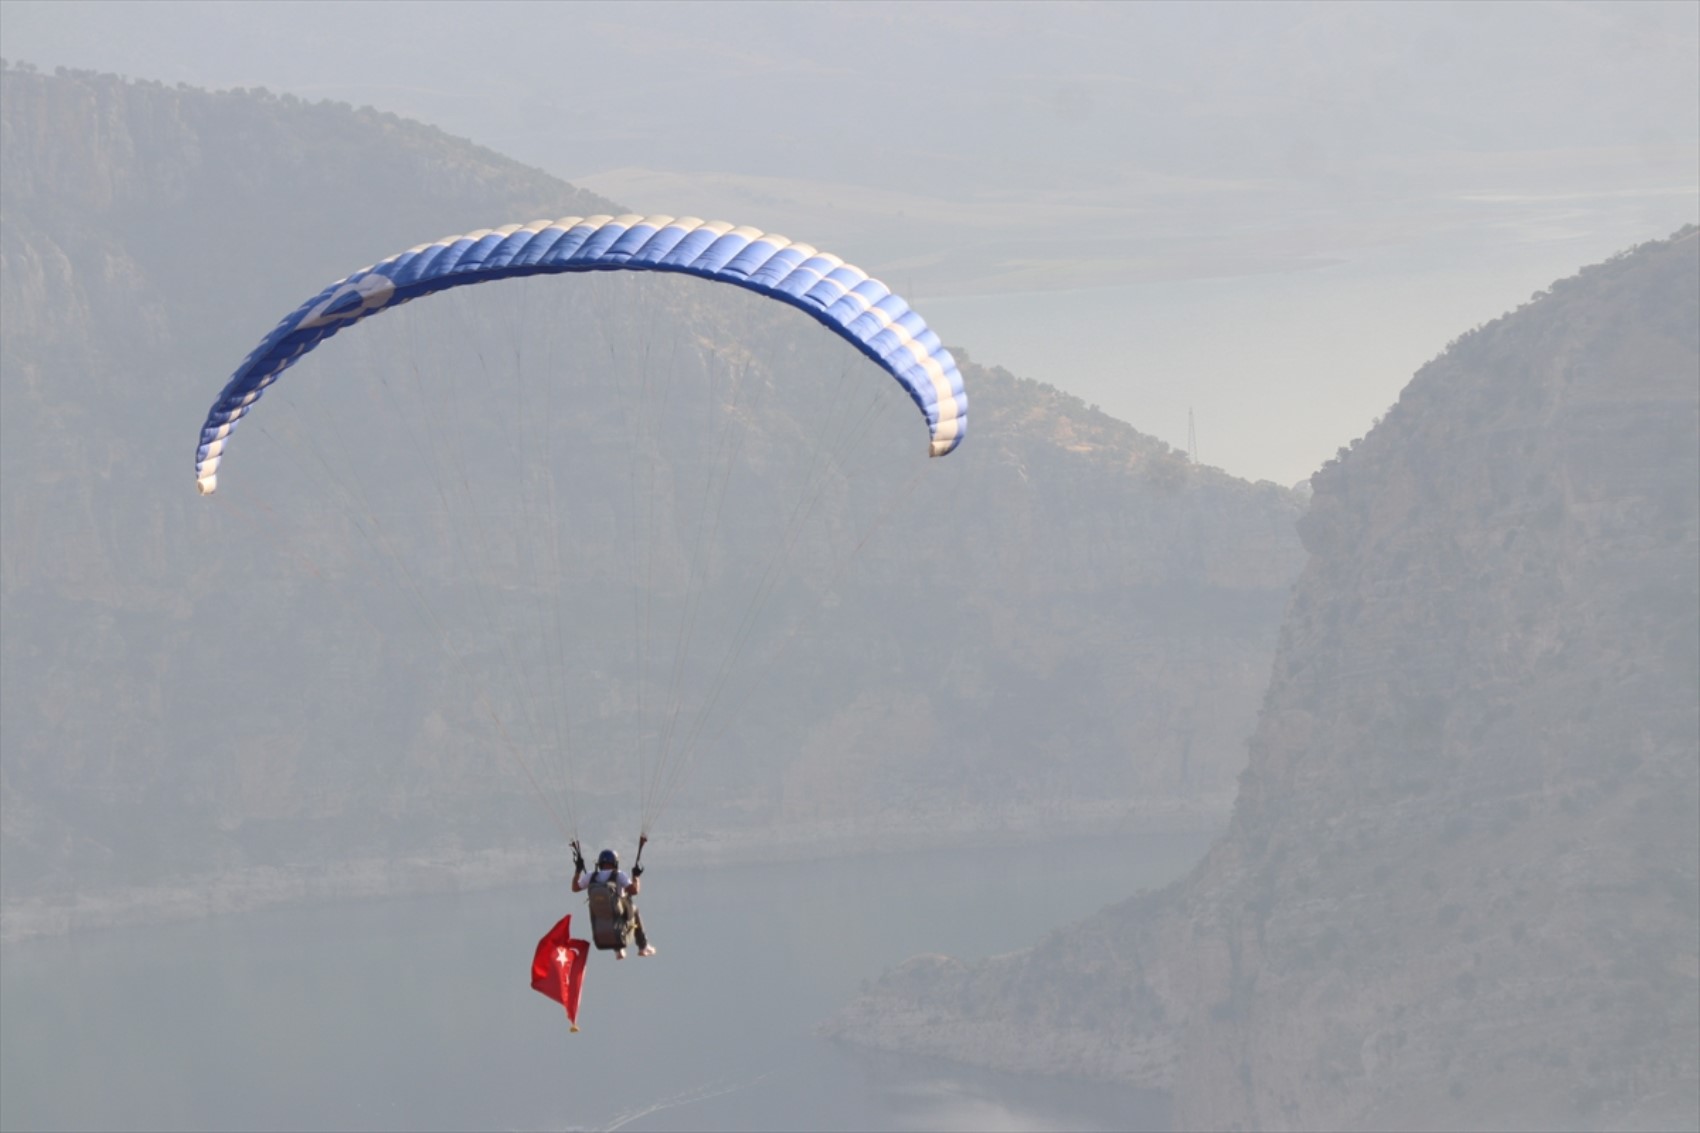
[830,229,1700,1132]
[1,66,1305,927]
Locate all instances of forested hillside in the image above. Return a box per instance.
[1,66,1305,934]
[831,229,1700,1131]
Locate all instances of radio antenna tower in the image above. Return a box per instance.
[1187,408,1199,465]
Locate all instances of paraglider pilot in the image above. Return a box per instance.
[572,841,655,960]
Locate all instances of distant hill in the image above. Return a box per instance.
[0,65,1305,934]
[830,229,1700,1130]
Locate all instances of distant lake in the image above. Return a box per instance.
[919,223,1682,487]
[1,830,1209,1132]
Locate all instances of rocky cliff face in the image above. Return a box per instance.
[777,356,1306,832]
[830,229,1700,1132]
[1,67,1305,927]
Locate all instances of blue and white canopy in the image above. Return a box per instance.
[195,214,967,494]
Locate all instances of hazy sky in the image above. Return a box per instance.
[4,0,1696,483]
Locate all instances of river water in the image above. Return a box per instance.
[1,830,1210,1132]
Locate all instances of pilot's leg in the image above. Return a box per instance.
[631,907,654,954]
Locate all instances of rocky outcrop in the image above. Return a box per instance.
[830,229,1700,1132]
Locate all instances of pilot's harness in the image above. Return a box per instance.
[573,836,646,951]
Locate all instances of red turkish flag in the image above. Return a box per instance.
[531,914,590,1030]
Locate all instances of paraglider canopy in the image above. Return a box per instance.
[195,214,967,497]
[192,212,968,862]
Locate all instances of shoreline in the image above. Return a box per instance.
[1,797,1229,945]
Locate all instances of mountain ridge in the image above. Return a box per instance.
[828,227,1700,1132]
[1,66,1306,936]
